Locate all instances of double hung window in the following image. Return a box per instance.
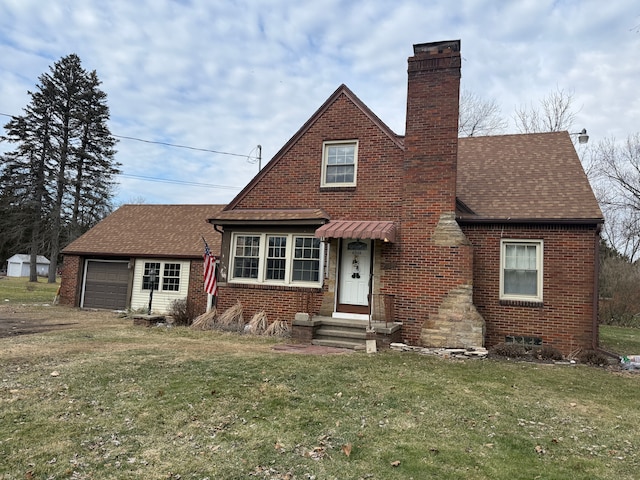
[500,240,543,301]
[322,141,358,187]
[232,233,322,286]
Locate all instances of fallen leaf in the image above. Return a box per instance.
[50,371,60,377]
[342,443,352,457]
[569,402,577,408]
[391,460,401,467]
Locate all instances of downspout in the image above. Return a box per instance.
[593,224,619,359]
[592,224,600,351]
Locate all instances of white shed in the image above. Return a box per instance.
[6,254,50,277]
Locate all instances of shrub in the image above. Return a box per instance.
[168,298,196,326]
[490,343,529,358]
[578,349,610,367]
[536,345,564,361]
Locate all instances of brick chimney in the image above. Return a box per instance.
[399,40,485,349]
[404,40,461,215]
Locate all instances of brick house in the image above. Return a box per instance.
[208,40,603,355]
[60,204,223,314]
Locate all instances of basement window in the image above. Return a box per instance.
[505,335,543,346]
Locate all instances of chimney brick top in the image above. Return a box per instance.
[413,40,460,56]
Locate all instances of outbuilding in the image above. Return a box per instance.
[6,254,51,277]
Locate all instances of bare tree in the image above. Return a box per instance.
[594,133,640,260]
[514,87,578,134]
[458,89,507,137]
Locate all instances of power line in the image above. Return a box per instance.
[119,173,240,190]
[1,111,260,161]
[113,134,257,159]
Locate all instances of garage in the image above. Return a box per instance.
[82,260,130,309]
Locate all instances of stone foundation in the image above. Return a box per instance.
[421,284,485,348]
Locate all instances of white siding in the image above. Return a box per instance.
[130,259,191,313]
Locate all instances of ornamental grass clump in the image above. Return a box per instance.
[246,310,268,335]
[264,319,290,337]
[215,301,245,332]
[190,307,217,330]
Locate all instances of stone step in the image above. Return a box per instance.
[315,326,368,339]
[311,338,366,351]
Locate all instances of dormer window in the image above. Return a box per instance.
[321,140,358,187]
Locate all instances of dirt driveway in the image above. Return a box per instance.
[0,303,118,338]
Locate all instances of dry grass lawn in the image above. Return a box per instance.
[1,304,639,479]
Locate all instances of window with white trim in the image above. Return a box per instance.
[500,240,543,301]
[142,261,182,292]
[230,233,323,286]
[162,263,181,291]
[321,140,358,187]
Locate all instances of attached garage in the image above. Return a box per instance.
[82,260,130,309]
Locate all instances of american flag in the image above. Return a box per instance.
[203,239,218,297]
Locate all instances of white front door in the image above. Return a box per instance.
[338,239,371,311]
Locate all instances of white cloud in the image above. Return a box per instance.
[1,0,639,205]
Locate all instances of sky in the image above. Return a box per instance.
[1,0,638,206]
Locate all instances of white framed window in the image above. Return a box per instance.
[500,240,543,302]
[321,140,358,187]
[230,233,323,286]
[142,261,182,292]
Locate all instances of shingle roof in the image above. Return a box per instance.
[62,204,225,258]
[457,132,603,222]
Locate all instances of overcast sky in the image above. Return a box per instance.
[1,0,638,206]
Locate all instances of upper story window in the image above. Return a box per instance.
[322,140,358,187]
[500,240,543,302]
[231,233,323,287]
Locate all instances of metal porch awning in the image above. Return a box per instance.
[314,220,396,243]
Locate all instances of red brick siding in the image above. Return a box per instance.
[215,92,405,327]
[462,224,599,355]
[59,255,81,307]
[233,93,404,219]
[187,259,209,317]
[398,44,468,346]
[215,284,325,326]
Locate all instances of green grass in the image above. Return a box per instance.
[600,325,640,356]
[0,276,60,303]
[1,316,639,480]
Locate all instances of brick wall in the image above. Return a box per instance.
[187,259,209,317]
[215,284,325,326]
[215,89,405,327]
[398,41,480,347]
[462,223,599,355]
[59,255,81,306]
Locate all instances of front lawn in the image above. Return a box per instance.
[0,275,60,304]
[1,307,639,479]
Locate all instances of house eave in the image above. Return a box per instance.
[208,219,328,227]
[456,216,605,226]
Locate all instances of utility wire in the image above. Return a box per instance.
[1,110,257,190]
[0,111,259,161]
[119,173,240,190]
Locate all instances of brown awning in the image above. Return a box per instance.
[315,220,396,243]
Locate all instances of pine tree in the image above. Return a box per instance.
[0,54,120,282]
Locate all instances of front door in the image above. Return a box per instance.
[337,239,371,314]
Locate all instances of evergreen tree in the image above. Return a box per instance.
[0,54,120,282]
